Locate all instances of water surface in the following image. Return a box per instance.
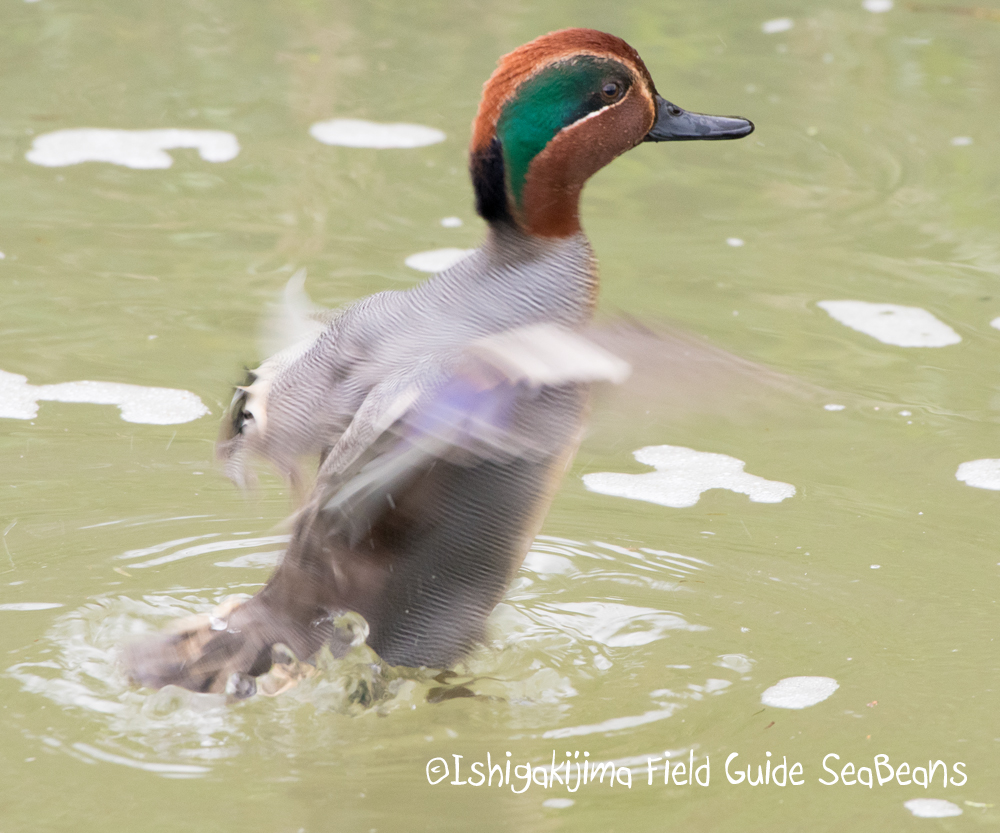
[2,0,999,829]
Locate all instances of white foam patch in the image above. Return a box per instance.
[0,369,209,424]
[950,136,973,147]
[404,248,475,273]
[26,129,239,169]
[824,403,846,411]
[716,654,754,674]
[761,676,839,709]
[956,459,1000,491]
[542,798,575,809]
[818,300,961,347]
[762,17,794,33]
[904,799,962,818]
[726,237,744,247]
[309,118,445,149]
[991,316,1000,330]
[0,603,63,611]
[862,0,893,12]
[583,445,795,508]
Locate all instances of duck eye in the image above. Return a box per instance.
[601,82,622,100]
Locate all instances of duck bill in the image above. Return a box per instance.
[644,95,754,142]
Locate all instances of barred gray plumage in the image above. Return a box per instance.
[219,225,598,486]
[124,225,626,694]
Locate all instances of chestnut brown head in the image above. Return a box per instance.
[470,29,753,237]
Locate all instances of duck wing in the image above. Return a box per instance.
[124,325,628,693]
[586,318,822,420]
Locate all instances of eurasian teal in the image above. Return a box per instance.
[125,28,753,694]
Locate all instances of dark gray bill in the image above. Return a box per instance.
[644,95,754,142]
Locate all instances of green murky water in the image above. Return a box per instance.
[2,0,999,829]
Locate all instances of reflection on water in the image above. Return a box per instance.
[116,533,290,569]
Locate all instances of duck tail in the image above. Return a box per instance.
[123,593,333,696]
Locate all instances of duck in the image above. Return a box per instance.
[124,28,753,695]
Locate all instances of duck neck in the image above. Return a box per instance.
[471,136,585,239]
[481,221,599,322]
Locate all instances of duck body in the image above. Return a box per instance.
[125,28,752,694]
[220,225,598,488]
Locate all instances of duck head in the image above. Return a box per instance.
[470,28,754,238]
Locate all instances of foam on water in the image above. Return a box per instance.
[904,799,962,818]
[309,118,445,149]
[404,248,475,273]
[862,0,893,12]
[760,676,839,709]
[26,129,239,169]
[956,459,1000,490]
[716,654,754,674]
[990,316,1000,330]
[0,369,209,424]
[761,18,794,33]
[583,445,795,508]
[818,300,961,347]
